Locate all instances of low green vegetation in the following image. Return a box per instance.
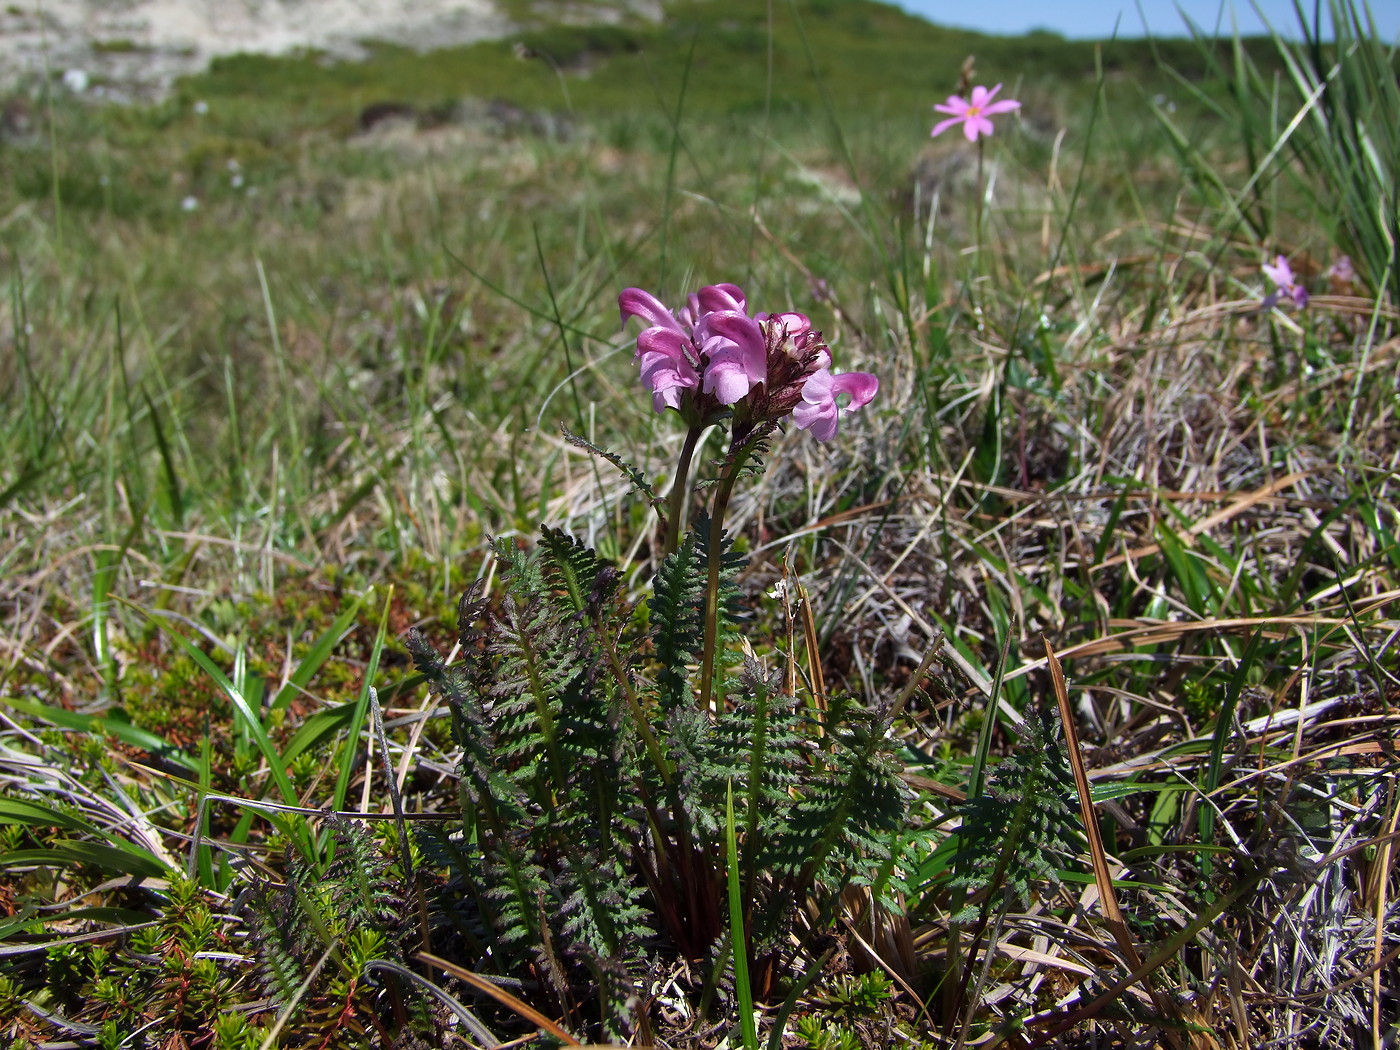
[1,0,1396,1046]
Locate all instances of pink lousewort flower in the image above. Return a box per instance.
[791,368,880,443]
[931,83,1021,143]
[1262,254,1309,309]
[700,309,769,405]
[619,283,762,414]
[618,283,877,441]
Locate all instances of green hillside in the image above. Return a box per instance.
[183,0,1264,129]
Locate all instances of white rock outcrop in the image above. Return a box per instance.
[0,0,514,97]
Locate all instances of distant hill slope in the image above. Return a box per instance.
[0,0,658,98]
[0,0,1247,116]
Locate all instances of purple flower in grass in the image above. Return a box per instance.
[678,283,748,325]
[931,83,1021,143]
[618,283,878,441]
[620,284,766,414]
[725,307,877,444]
[1262,254,1309,309]
[634,327,700,412]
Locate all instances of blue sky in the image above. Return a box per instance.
[889,1,1400,41]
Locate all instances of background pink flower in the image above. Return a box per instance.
[931,83,1021,142]
[1262,254,1309,309]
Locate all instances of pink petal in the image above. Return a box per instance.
[981,98,1021,116]
[930,115,965,138]
[637,352,692,387]
[701,311,767,403]
[933,95,970,116]
[970,84,994,107]
[792,399,837,441]
[801,368,833,402]
[638,353,698,412]
[1262,256,1293,288]
[792,369,877,441]
[677,292,702,327]
[703,311,766,359]
[634,326,688,362]
[704,357,760,404]
[963,116,988,142]
[619,288,682,333]
[766,312,811,338]
[793,371,838,440]
[696,283,747,315]
[830,372,879,409]
[703,345,766,402]
[649,383,685,411]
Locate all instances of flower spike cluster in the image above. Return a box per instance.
[619,283,877,442]
[930,83,1020,143]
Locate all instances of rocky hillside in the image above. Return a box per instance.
[0,0,658,100]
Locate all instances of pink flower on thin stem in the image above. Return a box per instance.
[931,83,1021,143]
[1262,254,1309,309]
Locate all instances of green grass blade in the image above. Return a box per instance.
[196,731,217,889]
[968,623,1016,801]
[281,701,361,766]
[270,592,367,713]
[1,840,170,880]
[125,601,298,805]
[1,696,194,771]
[141,386,186,529]
[331,587,392,812]
[0,798,102,835]
[725,779,758,1050]
[1198,627,1266,888]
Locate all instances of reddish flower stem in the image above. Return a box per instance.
[697,439,753,714]
[663,423,707,558]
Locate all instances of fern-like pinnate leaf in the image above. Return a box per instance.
[949,710,1082,922]
[562,425,659,506]
[768,702,909,899]
[410,521,918,1034]
[649,528,707,712]
[539,524,619,615]
[414,532,655,1002]
[245,817,421,1034]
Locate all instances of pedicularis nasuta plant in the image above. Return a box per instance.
[408,283,897,1039]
